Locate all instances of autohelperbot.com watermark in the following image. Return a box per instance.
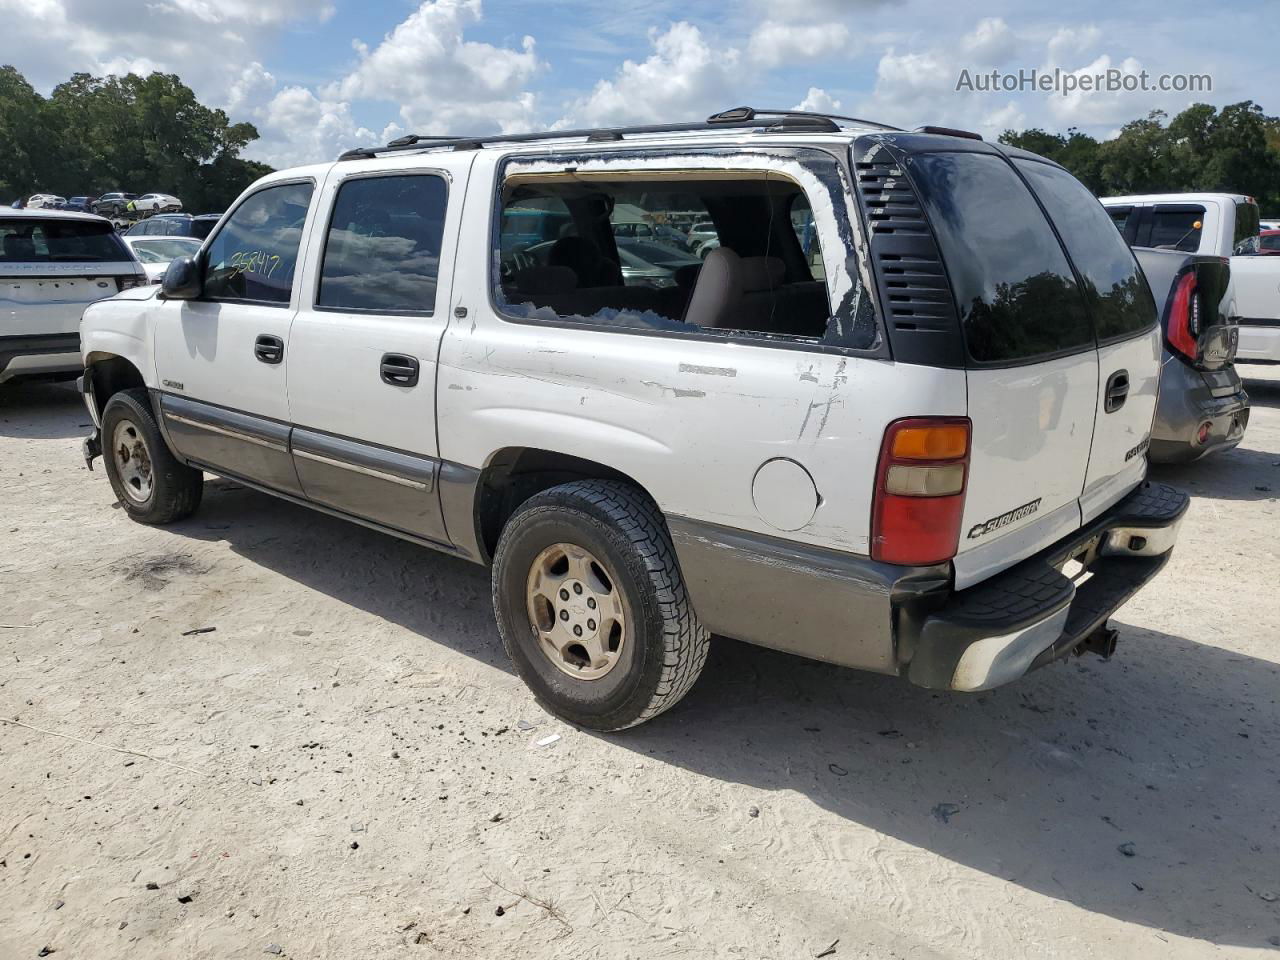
[956,67,1212,97]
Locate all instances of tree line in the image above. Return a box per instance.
[0,66,273,213]
[1000,100,1280,212]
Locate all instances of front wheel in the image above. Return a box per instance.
[492,480,709,731]
[101,388,203,524]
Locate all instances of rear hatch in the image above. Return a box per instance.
[857,138,1160,589]
[1,216,144,336]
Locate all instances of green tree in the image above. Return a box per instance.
[0,66,272,211]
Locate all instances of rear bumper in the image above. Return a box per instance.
[1150,355,1249,463]
[0,333,82,383]
[905,482,1189,692]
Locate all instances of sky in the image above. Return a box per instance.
[0,0,1274,169]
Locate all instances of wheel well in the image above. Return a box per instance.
[475,448,649,560]
[86,355,146,416]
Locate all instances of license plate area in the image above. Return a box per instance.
[1057,533,1103,582]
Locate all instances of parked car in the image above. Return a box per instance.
[1234,229,1280,256]
[122,236,203,282]
[78,108,1187,730]
[27,194,66,210]
[133,193,183,215]
[686,220,718,249]
[0,209,147,385]
[65,196,97,213]
[1260,219,1280,231]
[125,213,220,240]
[1102,193,1280,365]
[1129,248,1249,461]
[92,193,138,218]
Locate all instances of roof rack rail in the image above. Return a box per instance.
[336,106,902,161]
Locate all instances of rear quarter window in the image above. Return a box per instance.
[907,151,1093,364]
[1013,160,1157,341]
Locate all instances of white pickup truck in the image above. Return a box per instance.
[1101,193,1280,364]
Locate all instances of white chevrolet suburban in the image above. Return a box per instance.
[1,209,146,385]
[78,108,1187,730]
[1102,193,1280,365]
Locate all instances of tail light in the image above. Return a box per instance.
[871,417,971,566]
[1167,270,1200,361]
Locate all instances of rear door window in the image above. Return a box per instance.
[1147,204,1205,251]
[316,173,448,314]
[907,151,1093,364]
[1014,160,1157,341]
[0,218,130,262]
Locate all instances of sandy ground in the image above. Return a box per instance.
[1,371,1278,960]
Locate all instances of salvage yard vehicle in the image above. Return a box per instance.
[1,209,146,385]
[78,107,1188,730]
[122,236,203,283]
[1129,247,1249,462]
[1102,193,1280,365]
[132,193,183,215]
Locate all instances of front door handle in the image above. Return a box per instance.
[254,334,284,365]
[1104,369,1129,413]
[380,353,420,387]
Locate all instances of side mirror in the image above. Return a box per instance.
[160,255,202,300]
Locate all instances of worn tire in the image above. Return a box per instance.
[101,388,203,524]
[492,479,709,731]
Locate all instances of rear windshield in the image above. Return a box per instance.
[908,151,1092,364]
[1014,160,1156,341]
[0,218,129,262]
[1148,205,1204,252]
[191,219,217,240]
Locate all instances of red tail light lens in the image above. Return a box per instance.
[1167,270,1199,361]
[871,417,971,566]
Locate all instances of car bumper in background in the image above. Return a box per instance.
[1150,356,1249,463]
[906,482,1189,692]
[1235,323,1280,364]
[0,333,82,383]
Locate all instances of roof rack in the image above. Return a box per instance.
[337,106,902,161]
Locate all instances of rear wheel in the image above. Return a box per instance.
[492,480,709,731]
[101,388,203,524]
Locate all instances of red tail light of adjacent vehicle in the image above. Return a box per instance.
[1167,270,1200,362]
[871,417,972,566]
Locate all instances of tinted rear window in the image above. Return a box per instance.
[908,151,1092,364]
[1234,201,1260,247]
[0,218,129,262]
[1148,205,1204,252]
[191,219,217,240]
[1014,160,1156,340]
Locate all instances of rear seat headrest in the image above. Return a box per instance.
[510,264,578,295]
[739,256,785,292]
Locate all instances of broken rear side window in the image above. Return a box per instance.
[493,172,832,342]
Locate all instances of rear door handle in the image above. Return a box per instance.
[254,334,284,365]
[380,353,419,387]
[1104,369,1129,413]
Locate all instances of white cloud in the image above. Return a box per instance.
[335,0,540,133]
[961,17,1016,65]
[565,22,740,127]
[227,63,386,167]
[747,21,850,69]
[793,87,842,113]
[167,0,335,27]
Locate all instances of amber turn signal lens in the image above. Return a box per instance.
[889,424,969,461]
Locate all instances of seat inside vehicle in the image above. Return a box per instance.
[497,173,831,339]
